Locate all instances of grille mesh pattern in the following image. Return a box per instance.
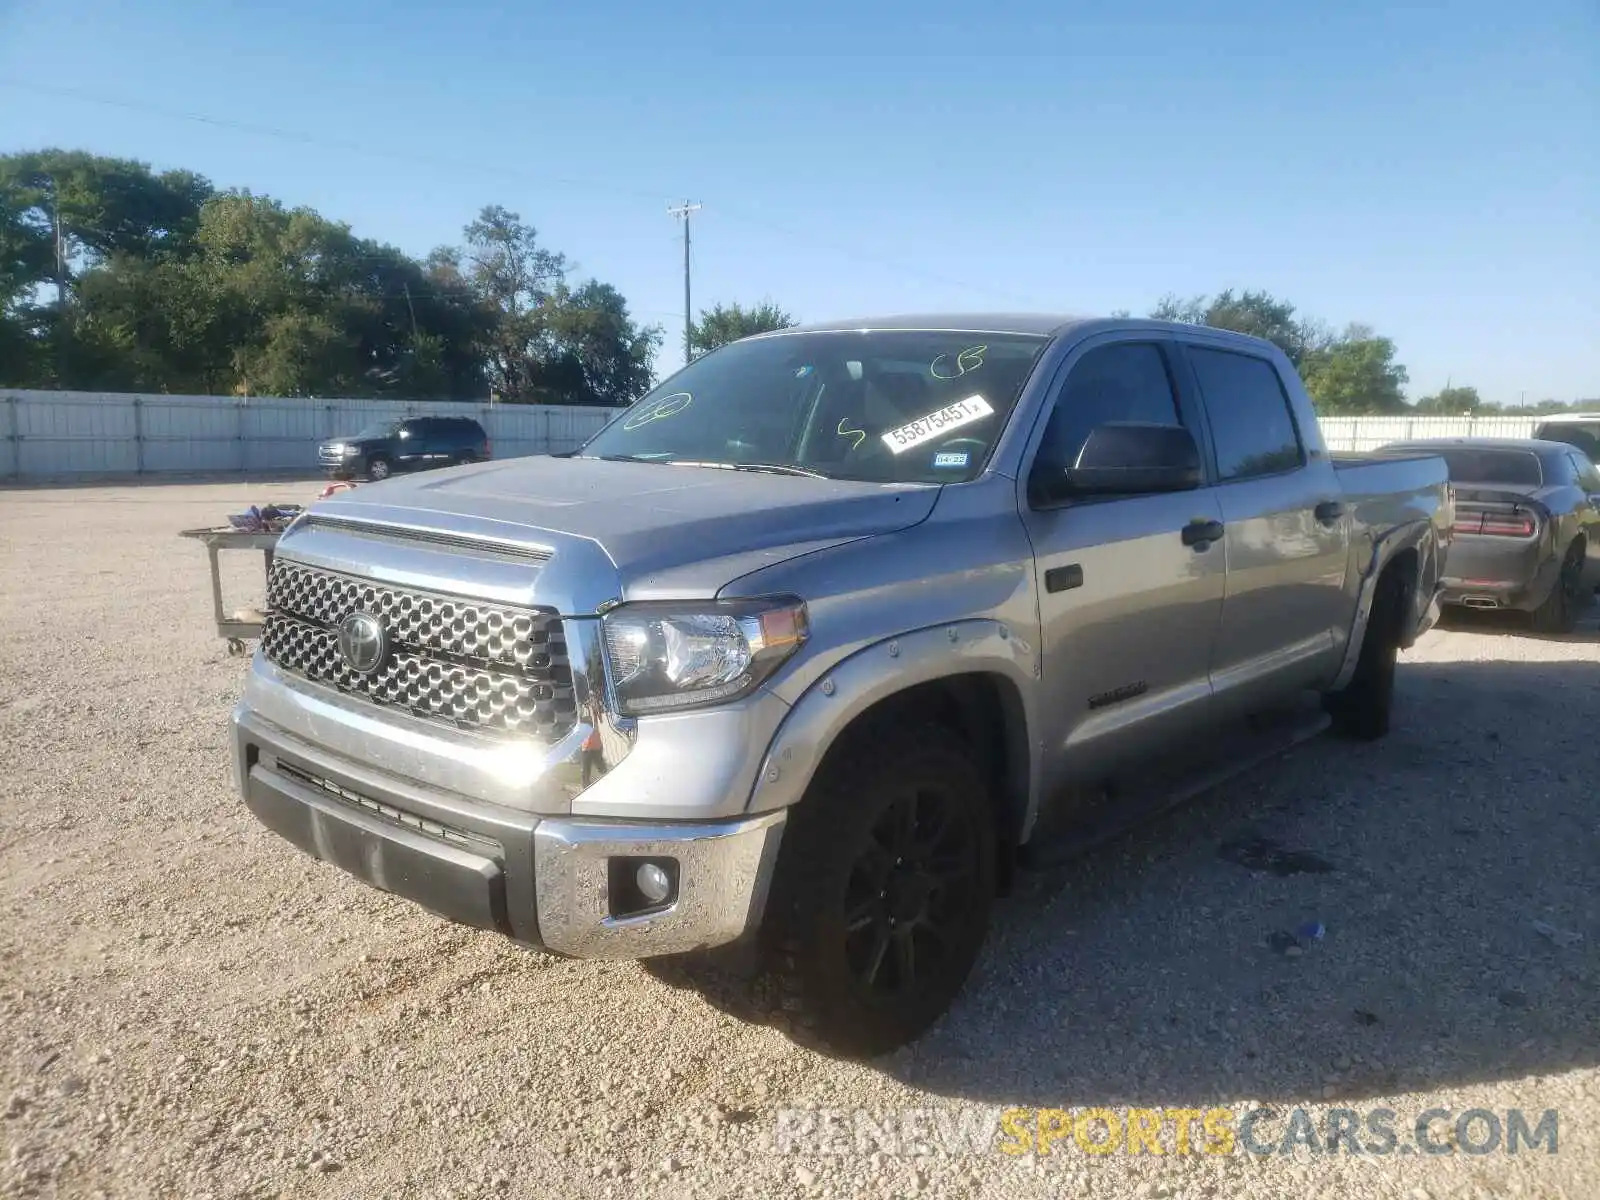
[262,560,574,737]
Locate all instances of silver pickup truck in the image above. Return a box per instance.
[233,314,1450,1055]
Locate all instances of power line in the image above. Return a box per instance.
[1,77,1056,311]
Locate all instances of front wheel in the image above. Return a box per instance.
[365,456,392,481]
[762,726,995,1058]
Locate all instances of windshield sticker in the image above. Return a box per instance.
[930,344,987,380]
[794,365,814,378]
[933,451,970,469]
[836,417,866,450]
[622,392,692,430]
[881,395,994,455]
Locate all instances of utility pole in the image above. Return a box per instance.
[402,282,420,340]
[667,201,701,363]
[46,174,66,309]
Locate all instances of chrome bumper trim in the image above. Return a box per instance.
[533,812,786,958]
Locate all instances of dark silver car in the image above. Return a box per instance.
[1382,437,1600,632]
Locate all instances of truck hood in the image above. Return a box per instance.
[308,455,940,601]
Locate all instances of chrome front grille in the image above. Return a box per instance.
[261,559,575,738]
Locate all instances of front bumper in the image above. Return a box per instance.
[234,707,786,958]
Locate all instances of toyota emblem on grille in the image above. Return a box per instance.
[337,611,389,675]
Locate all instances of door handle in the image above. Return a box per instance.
[1181,518,1225,547]
[1315,500,1346,523]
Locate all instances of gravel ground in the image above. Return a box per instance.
[1,479,1597,1200]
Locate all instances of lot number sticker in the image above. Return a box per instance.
[881,395,994,455]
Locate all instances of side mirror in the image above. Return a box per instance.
[1034,422,1201,503]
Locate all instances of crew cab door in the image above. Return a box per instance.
[1178,343,1350,712]
[1018,336,1227,793]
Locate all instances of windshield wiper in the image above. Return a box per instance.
[727,461,830,479]
[659,459,829,479]
[588,454,829,478]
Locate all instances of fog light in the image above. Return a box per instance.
[636,862,672,905]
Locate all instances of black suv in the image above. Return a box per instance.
[318,416,491,481]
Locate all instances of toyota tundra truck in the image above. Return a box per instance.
[232,315,1451,1056]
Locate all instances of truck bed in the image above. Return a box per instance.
[1332,450,1451,547]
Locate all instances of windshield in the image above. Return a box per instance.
[580,330,1051,483]
[348,421,400,441]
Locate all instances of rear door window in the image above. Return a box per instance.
[1186,348,1305,480]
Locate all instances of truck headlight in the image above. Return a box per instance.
[600,597,808,715]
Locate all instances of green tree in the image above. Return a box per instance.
[458,205,568,400]
[1151,289,1310,364]
[1,150,657,401]
[688,300,796,358]
[1412,385,1483,414]
[1299,325,1410,414]
[449,205,660,404]
[1,150,215,386]
[534,281,660,406]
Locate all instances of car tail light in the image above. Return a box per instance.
[1454,511,1537,537]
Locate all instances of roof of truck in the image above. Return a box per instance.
[769,312,1093,337]
[746,314,1296,359]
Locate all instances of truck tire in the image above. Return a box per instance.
[1529,540,1585,635]
[1324,567,1404,741]
[762,725,995,1058]
[366,455,392,481]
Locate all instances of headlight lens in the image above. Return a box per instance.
[600,597,809,715]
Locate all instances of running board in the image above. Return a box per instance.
[1018,702,1332,871]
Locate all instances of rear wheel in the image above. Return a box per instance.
[1530,540,1587,634]
[1325,567,1404,740]
[365,456,392,481]
[451,451,477,467]
[762,726,995,1057]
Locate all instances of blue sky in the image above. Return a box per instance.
[1,0,1595,403]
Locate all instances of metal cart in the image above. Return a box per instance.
[178,526,282,656]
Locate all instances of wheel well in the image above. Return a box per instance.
[810,674,1029,895]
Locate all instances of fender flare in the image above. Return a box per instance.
[1331,518,1443,691]
[743,619,1041,833]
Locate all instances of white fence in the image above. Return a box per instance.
[0,390,617,480]
[0,391,1559,481]
[1319,414,1539,452]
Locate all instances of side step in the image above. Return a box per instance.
[1018,699,1332,871]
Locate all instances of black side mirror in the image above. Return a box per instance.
[1033,422,1201,504]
